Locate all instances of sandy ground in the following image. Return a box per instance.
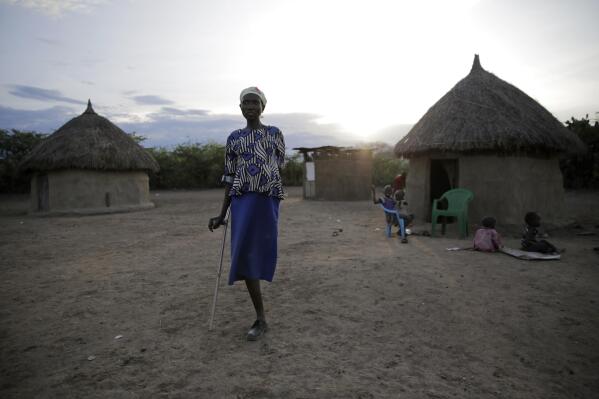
[1,187,598,399]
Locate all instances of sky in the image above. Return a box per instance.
[0,0,598,150]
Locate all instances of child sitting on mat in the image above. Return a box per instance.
[473,216,503,252]
[521,212,558,254]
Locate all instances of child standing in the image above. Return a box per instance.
[371,184,412,243]
[393,188,415,227]
[372,184,397,212]
[473,216,503,252]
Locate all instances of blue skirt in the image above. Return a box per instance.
[229,193,280,285]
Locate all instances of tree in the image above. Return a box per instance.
[128,132,147,144]
[0,129,47,193]
[147,142,225,189]
[560,115,599,189]
[280,154,303,186]
[359,141,410,186]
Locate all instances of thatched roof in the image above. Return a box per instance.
[21,101,159,172]
[394,55,586,157]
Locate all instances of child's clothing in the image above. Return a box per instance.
[473,227,502,252]
[376,196,413,226]
[397,201,414,226]
[521,225,557,254]
[376,196,399,226]
[380,197,397,211]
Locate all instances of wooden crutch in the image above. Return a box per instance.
[208,210,229,331]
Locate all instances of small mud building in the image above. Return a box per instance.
[20,101,159,215]
[294,146,372,201]
[394,55,585,225]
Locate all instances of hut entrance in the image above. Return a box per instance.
[428,159,458,221]
[37,174,49,211]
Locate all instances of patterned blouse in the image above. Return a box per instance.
[223,125,285,199]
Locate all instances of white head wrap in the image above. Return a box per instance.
[240,86,267,109]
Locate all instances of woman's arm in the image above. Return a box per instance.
[275,128,286,169]
[209,184,232,231]
[209,134,236,231]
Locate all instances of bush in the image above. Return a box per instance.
[560,116,599,189]
[0,129,47,193]
[281,154,303,186]
[372,156,409,187]
[148,143,304,190]
[148,143,225,189]
[0,129,409,193]
[365,142,409,187]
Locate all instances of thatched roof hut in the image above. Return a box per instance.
[394,55,585,227]
[21,101,158,173]
[21,101,159,215]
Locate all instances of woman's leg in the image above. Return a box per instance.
[245,279,265,321]
[245,278,267,340]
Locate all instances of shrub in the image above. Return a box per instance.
[0,129,47,193]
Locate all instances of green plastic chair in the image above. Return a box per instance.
[431,188,474,239]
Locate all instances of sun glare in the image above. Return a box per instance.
[243,0,482,140]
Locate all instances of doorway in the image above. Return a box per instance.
[37,174,49,211]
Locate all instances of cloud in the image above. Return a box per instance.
[130,95,174,105]
[0,104,405,152]
[266,113,355,149]
[369,124,413,144]
[36,37,61,45]
[8,85,86,105]
[0,104,77,133]
[117,109,241,147]
[4,0,109,17]
[117,108,353,150]
[80,57,104,67]
[151,107,209,118]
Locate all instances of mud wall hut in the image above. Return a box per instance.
[394,55,585,226]
[20,101,159,215]
[294,146,373,201]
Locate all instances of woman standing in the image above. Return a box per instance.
[208,87,285,341]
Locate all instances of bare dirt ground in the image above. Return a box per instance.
[1,187,598,399]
